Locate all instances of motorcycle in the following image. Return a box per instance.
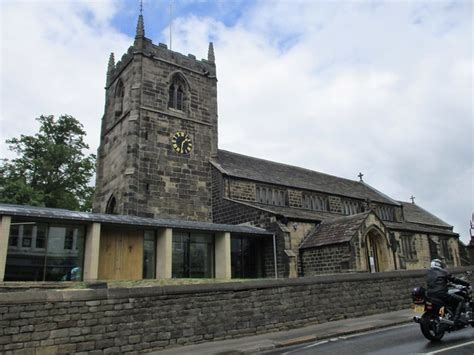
[412,275,474,341]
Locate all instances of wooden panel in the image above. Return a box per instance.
[98,228,143,280]
[98,228,119,280]
[120,230,143,280]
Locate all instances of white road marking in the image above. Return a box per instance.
[281,340,330,354]
[426,340,474,354]
[301,340,329,349]
[338,323,413,340]
[282,323,413,354]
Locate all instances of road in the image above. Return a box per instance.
[263,323,474,355]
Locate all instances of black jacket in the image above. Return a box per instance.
[426,267,470,298]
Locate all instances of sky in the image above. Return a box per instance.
[0,0,472,243]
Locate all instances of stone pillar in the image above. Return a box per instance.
[156,228,173,279]
[0,216,11,281]
[215,232,231,279]
[83,222,101,281]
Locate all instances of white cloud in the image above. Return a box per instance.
[0,0,130,159]
[1,1,472,243]
[167,1,473,242]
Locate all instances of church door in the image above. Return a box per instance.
[364,229,394,272]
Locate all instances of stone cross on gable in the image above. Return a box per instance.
[410,195,415,204]
[358,172,364,182]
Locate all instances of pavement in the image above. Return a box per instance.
[154,308,414,355]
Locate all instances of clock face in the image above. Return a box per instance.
[171,131,193,154]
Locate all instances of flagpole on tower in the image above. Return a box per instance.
[169,0,173,50]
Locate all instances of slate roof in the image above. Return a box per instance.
[299,211,371,249]
[400,201,452,228]
[225,199,338,222]
[0,203,272,236]
[212,150,399,206]
[384,221,457,236]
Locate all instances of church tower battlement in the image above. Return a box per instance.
[94,13,218,222]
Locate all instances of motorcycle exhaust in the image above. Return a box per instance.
[439,318,454,326]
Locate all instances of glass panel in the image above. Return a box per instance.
[45,226,85,281]
[143,230,156,279]
[177,86,184,111]
[35,225,47,249]
[189,233,214,278]
[231,238,242,278]
[172,231,214,278]
[231,236,261,279]
[172,232,187,278]
[5,222,47,281]
[22,224,33,247]
[8,225,19,247]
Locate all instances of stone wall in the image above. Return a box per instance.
[229,180,256,202]
[1,268,472,354]
[300,243,352,275]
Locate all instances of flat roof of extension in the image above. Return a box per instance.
[0,204,272,236]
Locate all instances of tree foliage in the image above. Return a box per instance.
[0,115,96,211]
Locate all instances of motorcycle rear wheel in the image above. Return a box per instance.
[420,313,445,341]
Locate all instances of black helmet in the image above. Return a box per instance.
[411,286,426,301]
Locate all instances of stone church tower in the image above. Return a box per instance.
[93,14,218,222]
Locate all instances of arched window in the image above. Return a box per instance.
[114,80,124,117]
[168,74,187,111]
[106,195,117,214]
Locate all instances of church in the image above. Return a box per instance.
[92,14,462,279]
[0,14,463,283]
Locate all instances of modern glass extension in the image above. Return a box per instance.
[0,205,274,282]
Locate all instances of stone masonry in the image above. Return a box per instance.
[94,16,217,222]
[0,267,472,354]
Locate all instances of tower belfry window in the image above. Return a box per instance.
[168,74,186,111]
[114,80,124,117]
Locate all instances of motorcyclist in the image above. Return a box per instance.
[426,258,471,325]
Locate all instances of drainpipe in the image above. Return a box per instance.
[273,234,278,279]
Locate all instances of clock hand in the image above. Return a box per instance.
[180,139,187,151]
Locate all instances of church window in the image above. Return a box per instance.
[342,200,359,215]
[401,234,417,260]
[440,239,452,262]
[106,195,117,214]
[168,74,187,111]
[114,80,124,117]
[375,205,395,221]
[302,193,329,212]
[256,186,286,206]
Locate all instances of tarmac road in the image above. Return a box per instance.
[263,323,474,355]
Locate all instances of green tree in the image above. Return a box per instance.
[0,115,96,211]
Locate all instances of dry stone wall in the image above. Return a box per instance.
[1,268,472,354]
